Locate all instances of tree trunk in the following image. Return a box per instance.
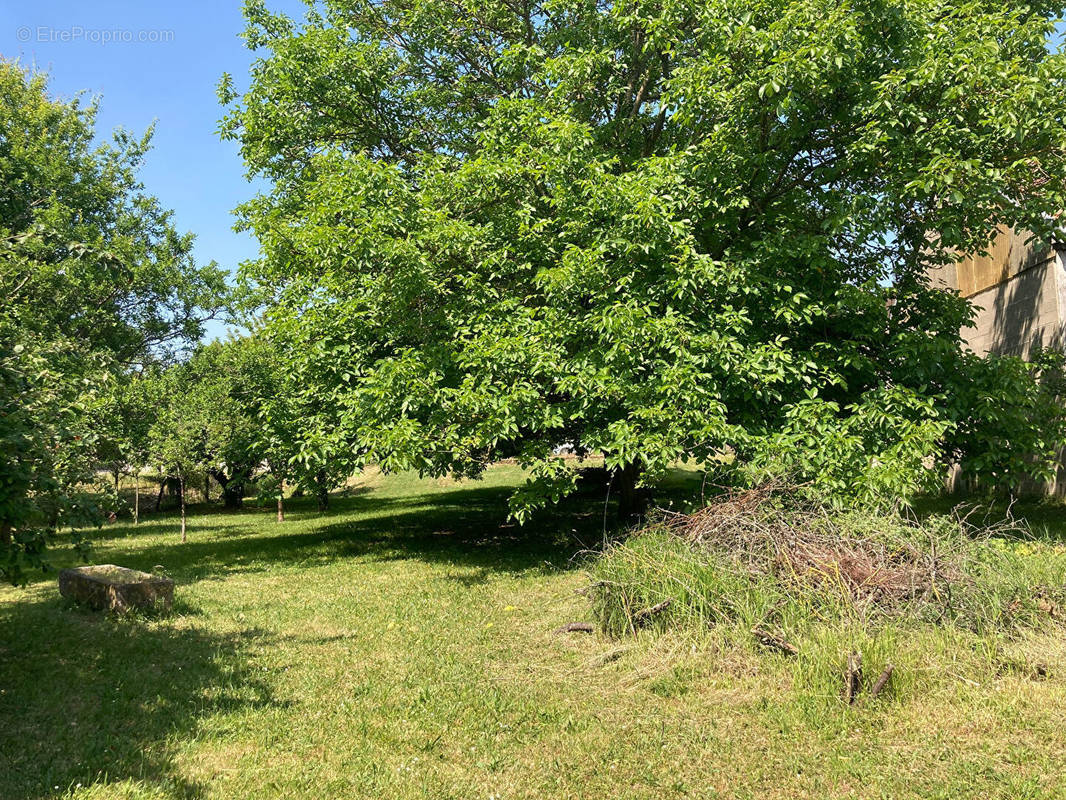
[203,474,210,503]
[1,521,11,547]
[212,469,245,510]
[154,472,166,512]
[222,482,244,510]
[615,460,646,522]
[179,474,187,543]
[133,471,140,525]
[316,469,329,511]
[276,494,284,523]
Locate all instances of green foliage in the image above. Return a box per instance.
[744,386,951,506]
[148,332,355,518]
[0,61,225,579]
[224,0,1066,516]
[93,370,165,488]
[0,326,100,579]
[944,348,1066,491]
[149,337,276,508]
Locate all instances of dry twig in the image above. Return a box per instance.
[632,599,672,625]
[751,627,799,656]
[555,622,595,634]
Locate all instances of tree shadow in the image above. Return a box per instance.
[98,484,602,585]
[84,469,707,586]
[0,468,707,797]
[0,596,289,799]
[984,245,1062,358]
[92,487,377,544]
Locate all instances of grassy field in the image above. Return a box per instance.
[2,466,1066,799]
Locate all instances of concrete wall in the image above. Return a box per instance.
[929,228,1065,357]
[933,231,1066,495]
[964,251,1065,357]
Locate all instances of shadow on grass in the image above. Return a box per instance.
[0,597,288,800]
[91,487,378,545]
[99,484,609,585]
[911,494,1066,542]
[0,469,707,798]
[84,469,710,586]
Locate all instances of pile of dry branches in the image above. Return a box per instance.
[657,484,968,610]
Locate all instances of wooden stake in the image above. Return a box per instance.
[179,473,187,543]
[845,651,863,705]
[869,664,894,699]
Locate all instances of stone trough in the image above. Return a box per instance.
[58,565,174,613]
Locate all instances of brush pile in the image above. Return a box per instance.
[658,485,964,610]
[587,484,1066,636]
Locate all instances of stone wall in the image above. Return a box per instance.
[964,252,1064,357]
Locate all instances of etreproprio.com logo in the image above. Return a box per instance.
[16,26,175,45]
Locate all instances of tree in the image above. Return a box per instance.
[93,371,164,523]
[0,62,226,577]
[148,370,204,542]
[222,0,1066,518]
[148,334,347,531]
[150,338,274,517]
[245,338,297,522]
[219,331,353,521]
[252,322,362,512]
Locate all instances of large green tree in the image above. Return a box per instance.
[222,0,1066,517]
[0,62,226,577]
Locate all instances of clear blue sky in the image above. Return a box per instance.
[0,0,304,338]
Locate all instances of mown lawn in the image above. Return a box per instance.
[2,466,1066,799]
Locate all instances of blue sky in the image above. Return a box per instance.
[0,0,305,338]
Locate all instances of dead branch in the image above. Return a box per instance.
[555,622,595,634]
[632,599,672,625]
[751,627,799,656]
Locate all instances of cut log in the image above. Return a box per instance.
[869,663,894,699]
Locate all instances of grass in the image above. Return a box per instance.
[1,466,1066,799]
